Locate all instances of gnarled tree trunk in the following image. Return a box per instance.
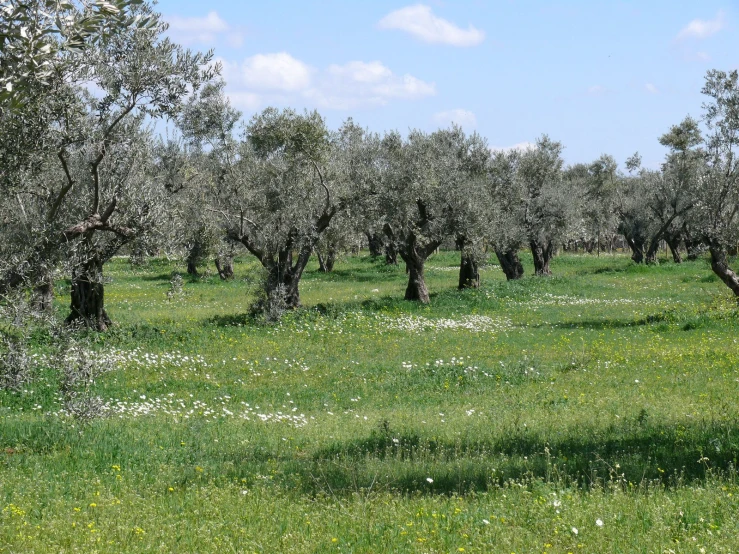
[317,247,337,273]
[394,234,441,304]
[530,240,554,276]
[709,245,739,297]
[495,249,524,280]
[458,252,480,289]
[65,255,111,331]
[645,239,660,265]
[665,232,683,264]
[215,256,234,280]
[404,257,430,303]
[366,232,384,258]
[624,234,645,264]
[384,242,398,266]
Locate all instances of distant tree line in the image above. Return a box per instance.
[2,1,739,328]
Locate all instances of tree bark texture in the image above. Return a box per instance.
[709,245,739,298]
[65,255,111,331]
[404,258,430,303]
[458,252,480,289]
[384,243,398,266]
[495,249,524,280]
[215,256,234,280]
[530,240,554,276]
[665,233,683,264]
[366,233,384,258]
[624,234,645,264]
[317,248,337,273]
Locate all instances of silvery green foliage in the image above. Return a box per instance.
[565,155,620,251]
[0,0,157,106]
[0,2,215,327]
[181,89,347,312]
[692,70,739,249]
[378,126,489,299]
[487,150,527,253]
[615,118,703,264]
[489,136,572,275]
[0,333,31,391]
[433,127,490,254]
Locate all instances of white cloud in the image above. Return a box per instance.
[490,142,535,154]
[220,56,435,112]
[327,61,392,83]
[676,11,725,41]
[645,83,659,94]
[226,53,313,92]
[378,4,484,47]
[308,61,435,109]
[433,109,477,128]
[166,11,244,47]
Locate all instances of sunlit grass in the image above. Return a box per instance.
[2,250,739,552]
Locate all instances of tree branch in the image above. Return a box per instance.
[48,149,75,223]
[311,160,331,216]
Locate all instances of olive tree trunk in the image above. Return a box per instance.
[458,253,480,289]
[624,234,645,263]
[709,245,739,298]
[365,232,384,258]
[665,233,683,264]
[530,240,554,276]
[215,256,234,280]
[403,257,430,303]
[385,243,398,266]
[317,247,337,273]
[495,249,524,280]
[65,255,111,331]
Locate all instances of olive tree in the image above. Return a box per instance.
[692,70,739,296]
[617,119,701,266]
[518,136,571,275]
[433,128,490,289]
[378,129,459,303]
[573,155,620,254]
[211,108,345,311]
[0,2,214,328]
[487,150,526,280]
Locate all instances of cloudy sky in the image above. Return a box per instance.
[156,0,737,168]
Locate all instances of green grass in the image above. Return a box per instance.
[3,251,739,552]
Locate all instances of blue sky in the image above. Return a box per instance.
[155,0,737,168]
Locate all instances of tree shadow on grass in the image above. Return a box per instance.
[305,267,404,284]
[4,416,739,498]
[137,273,177,283]
[287,418,739,496]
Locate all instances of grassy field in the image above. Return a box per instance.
[2,251,739,553]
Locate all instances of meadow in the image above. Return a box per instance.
[2,251,739,553]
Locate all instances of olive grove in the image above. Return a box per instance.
[3,0,739,330]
